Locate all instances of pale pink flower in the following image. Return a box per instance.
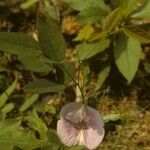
[57,102,105,150]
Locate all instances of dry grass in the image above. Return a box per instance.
[96,95,150,150]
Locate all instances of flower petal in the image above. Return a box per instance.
[57,119,80,147]
[60,102,83,123]
[57,102,105,150]
[81,106,105,150]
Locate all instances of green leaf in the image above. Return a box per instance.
[0,144,13,150]
[62,0,110,11]
[111,0,138,17]
[0,79,17,108]
[123,0,139,17]
[67,146,85,150]
[95,65,110,91]
[0,32,41,56]
[132,0,150,19]
[26,110,48,140]
[103,7,122,33]
[23,79,65,94]
[1,103,14,121]
[0,118,40,150]
[15,131,40,150]
[74,24,94,41]
[75,38,110,61]
[19,55,52,73]
[123,26,150,44]
[58,62,75,85]
[114,33,141,83]
[88,31,107,42]
[81,63,90,85]
[19,94,39,112]
[20,0,38,9]
[37,13,66,62]
[104,114,121,123]
[144,63,150,73]
[44,0,59,21]
[77,7,108,24]
[47,129,61,145]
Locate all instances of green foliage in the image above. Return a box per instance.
[26,110,48,140]
[75,38,110,61]
[103,7,122,33]
[0,103,14,121]
[77,7,108,24]
[47,129,61,145]
[123,26,150,44]
[37,13,66,62]
[132,0,150,19]
[95,65,110,91]
[0,119,40,150]
[44,0,59,21]
[0,32,41,56]
[19,94,39,112]
[67,146,85,150]
[74,24,94,41]
[58,61,75,85]
[19,55,52,73]
[23,79,66,94]
[114,33,141,83]
[20,0,38,9]
[62,0,109,11]
[0,1,149,149]
[0,79,17,108]
[103,114,121,123]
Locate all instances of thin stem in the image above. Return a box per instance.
[76,51,81,85]
[108,28,123,37]
[76,51,86,104]
[60,63,85,104]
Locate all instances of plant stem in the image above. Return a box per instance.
[59,63,85,104]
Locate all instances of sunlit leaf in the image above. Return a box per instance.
[23,79,65,94]
[88,31,107,42]
[114,33,141,83]
[0,79,17,108]
[74,24,94,41]
[26,110,48,139]
[77,7,108,24]
[1,103,14,121]
[0,32,41,56]
[111,0,139,17]
[62,0,110,11]
[37,13,66,62]
[123,26,150,44]
[44,0,59,21]
[103,114,121,123]
[0,118,40,150]
[124,0,139,17]
[19,94,39,112]
[103,7,122,33]
[75,38,110,61]
[20,0,38,9]
[132,0,150,19]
